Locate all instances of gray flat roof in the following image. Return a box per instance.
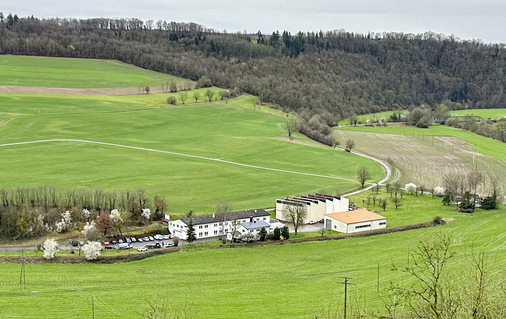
[241,220,270,229]
[181,209,269,226]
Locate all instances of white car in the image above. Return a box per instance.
[137,246,148,252]
[153,234,163,240]
[308,220,317,224]
[163,235,171,240]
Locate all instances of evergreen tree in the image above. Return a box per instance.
[186,210,196,243]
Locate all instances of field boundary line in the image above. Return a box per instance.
[0,139,373,184]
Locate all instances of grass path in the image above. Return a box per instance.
[0,139,372,185]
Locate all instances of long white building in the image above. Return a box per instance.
[276,194,350,224]
[169,209,271,240]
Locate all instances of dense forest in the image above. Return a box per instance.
[1,13,505,124]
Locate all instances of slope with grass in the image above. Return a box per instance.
[0,199,504,318]
[0,55,185,88]
[449,108,506,119]
[0,91,384,213]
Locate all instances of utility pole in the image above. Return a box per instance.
[339,277,353,319]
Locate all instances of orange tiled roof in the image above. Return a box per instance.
[326,208,385,224]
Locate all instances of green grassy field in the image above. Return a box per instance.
[0,55,186,88]
[336,124,506,164]
[450,108,506,119]
[338,110,408,126]
[0,197,503,318]
[0,92,384,213]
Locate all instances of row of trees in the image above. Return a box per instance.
[1,14,505,123]
[0,186,168,239]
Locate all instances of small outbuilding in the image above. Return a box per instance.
[324,208,386,234]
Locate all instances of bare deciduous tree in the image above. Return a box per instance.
[356,165,371,188]
[285,115,296,138]
[282,204,307,236]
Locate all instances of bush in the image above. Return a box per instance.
[481,196,497,210]
[281,226,290,240]
[172,236,179,247]
[167,96,177,105]
[273,227,281,240]
[145,222,165,234]
[197,76,212,88]
[432,216,445,225]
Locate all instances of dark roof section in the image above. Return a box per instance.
[181,209,269,226]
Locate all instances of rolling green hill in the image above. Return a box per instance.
[0,55,185,88]
[0,91,384,213]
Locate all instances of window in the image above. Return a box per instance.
[204,225,208,228]
[379,222,386,225]
[214,223,218,227]
[214,230,218,235]
[204,232,208,236]
[355,224,371,229]
[263,217,266,220]
[198,232,202,237]
[199,225,202,229]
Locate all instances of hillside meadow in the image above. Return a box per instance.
[0,198,504,318]
[0,55,185,88]
[0,92,384,213]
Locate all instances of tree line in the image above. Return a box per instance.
[0,14,505,126]
[0,186,167,239]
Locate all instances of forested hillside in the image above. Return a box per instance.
[1,14,505,123]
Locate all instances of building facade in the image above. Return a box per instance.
[276,194,350,224]
[169,209,271,240]
[324,208,386,234]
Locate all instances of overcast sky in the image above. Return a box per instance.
[3,0,505,44]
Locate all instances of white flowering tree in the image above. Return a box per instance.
[82,241,103,261]
[55,211,72,233]
[82,208,91,220]
[141,208,151,224]
[43,238,59,260]
[405,183,417,194]
[110,209,125,235]
[81,221,100,241]
[434,186,445,197]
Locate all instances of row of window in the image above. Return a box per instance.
[379,222,386,225]
[355,224,372,229]
[196,217,268,229]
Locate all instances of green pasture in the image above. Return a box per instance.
[450,108,506,119]
[338,110,408,126]
[0,55,185,88]
[336,124,506,164]
[0,92,384,213]
[0,200,504,318]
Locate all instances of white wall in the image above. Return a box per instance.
[333,197,350,213]
[324,216,386,234]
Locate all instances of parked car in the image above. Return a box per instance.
[163,242,174,248]
[137,246,148,252]
[163,235,171,240]
[118,243,132,250]
[130,237,137,243]
[110,240,117,245]
[125,238,131,243]
[143,236,150,241]
[104,245,114,250]
[71,240,79,247]
[137,238,143,243]
[308,220,317,224]
[154,234,163,240]
[118,239,124,244]
[103,241,110,245]
[148,236,155,241]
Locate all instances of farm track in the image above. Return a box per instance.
[0,139,386,185]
